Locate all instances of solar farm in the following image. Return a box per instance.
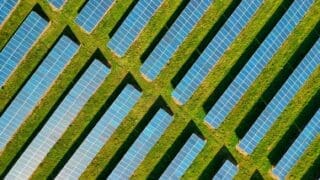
[0,0,319,179]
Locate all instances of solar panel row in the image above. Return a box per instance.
[75,0,114,33]
[171,0,263,105]
[160,134,206,179]
[107,0,164,57]
[238,37,320,155]
[0,11,49,87]
[140,0,213,81]
[47,0,66,9]
[0,0,19,25]
[213,160,238,180]
[6,59,110,180]
[272,109,320,179]
[204,0,314,129]
[56,84,141,180]
[108,108,173,179]
[0,35,79,150]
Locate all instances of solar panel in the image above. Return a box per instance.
[213,160,238,180]
[0,11,49,87]
[171,0,263,105]
[75,0,114,33]
[47,0,66,9]
[55,84,141,180]
[204,0,314,129]
[107,0,164,57]
[6,59,110,180]
[107,109,173,179]
[160,134,206,179]
[0,35,79,150]
[140,0,213,81]
[237,37,320,155]
[272,109,320,179]
[0,0,19,25]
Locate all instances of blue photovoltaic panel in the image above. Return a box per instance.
[0,11,49,87]
[171,0,263,105]
[108,109,173,179]
[107,0,164,57]
[213,160,238,180]
[6,60,110,180]
[56,84,141,180]
[140,0,213,81]
[0,35,79,149]
[204,0,314,128]
[75,0,114,33]
[237,38,320,154]
[48,0,66,9]
[160,134,206,179]
[272,109,320,179]
[0,0,19,25]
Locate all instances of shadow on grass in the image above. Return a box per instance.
[76,0,88,13]
[170,0,241,88]
[202,0,295,114]
[250,170,263,180]
[147,121,203,179]
[199,146,237,179]
[268,90,320,166]
[139,0,190,63]
[48,72,141,178]
[96,96,172,179]
[235,20,320,139]
[0,28,84,178]
[108,0,139,38]
[302,155,320,180]
[0,4,50,114]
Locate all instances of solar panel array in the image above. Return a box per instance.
[0,35,79,150]
[237,37,320,155]
[47,0,66,9]
[0,0,18,25]
[6,60,110,180]
[75,0,114,33]
[204,0,314,129]
[160,134,206,179]
[140,0,213,81]
[108,108,173,179]
[0,11,48,87]
[213,160,238,180]
[171,0,263,105]
[56,84,141,180]
[107,0,164,57]
[272,109,320,179]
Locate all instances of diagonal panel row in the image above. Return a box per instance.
[272,109,320,179]
[75,0,114,33]
[0,0,19,25]
[107,108,173,179]
[47,0,66,10]
[107,0,164,57]
[160,133,206,179]
[204,0,314,129]
[0,10,49,87]
[140,0,213,81]
[56,84,142,180]
[213,160,238,180]
[171,0,263,105]
[6,59,110,180]
[0,35,79,149]
[238,36,320,155]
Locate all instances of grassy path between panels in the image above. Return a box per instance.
[0,0,319,179]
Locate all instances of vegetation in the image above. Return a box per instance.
[0,0,319,179]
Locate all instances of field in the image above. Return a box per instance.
[0,0,320,179]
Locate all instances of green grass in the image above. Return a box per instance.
[0,0,319,179]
